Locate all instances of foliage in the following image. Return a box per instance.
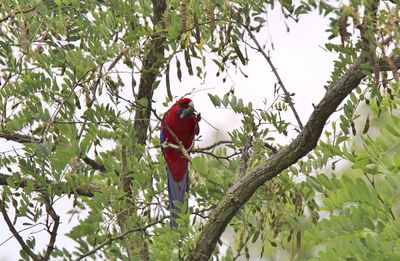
[0,0,399,260]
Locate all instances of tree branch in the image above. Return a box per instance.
[0,173,101,197]
[161,141,192,161]
[190,140,232,152]
[81,155,106,173]
[0,5,36,23]
[0,132,106,173]
[244,26,304,131]
[186,55,400,260]
[133,0,167,145]
[117,1,167,260]
[0,132,40,143]
[43,199,60,260]
[0,198,41,261]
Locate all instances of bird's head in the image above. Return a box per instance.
[177,98,195,119]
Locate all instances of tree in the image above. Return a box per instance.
[0,0,399,260]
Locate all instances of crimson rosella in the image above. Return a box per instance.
[160,98,200,228]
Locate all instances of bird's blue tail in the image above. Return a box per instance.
[167,167,188,228]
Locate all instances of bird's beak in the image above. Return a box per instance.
[180,101,195,119]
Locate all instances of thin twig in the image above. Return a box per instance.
[244,26,304,130]
[364,174,396,220]
[264,143,278,154]
[191,206,216,219]
[194,150,241,162]
[107,47,131,72]
[0,222,41,247]
[191,140,232,152]
[233,231,251,261]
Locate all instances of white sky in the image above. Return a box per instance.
[0,6,337,261]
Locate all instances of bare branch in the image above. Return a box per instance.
[244,26,304,131]
[0,223,41,247]
[200,150,241,161]
[190,140,232,152]
[191,140,241,162]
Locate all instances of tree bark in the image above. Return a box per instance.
[133,0,167,144]
[117,1,167,260]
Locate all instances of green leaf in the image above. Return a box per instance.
[234,46,246,65]
[208,94,221,107]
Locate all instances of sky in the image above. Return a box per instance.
[0,5,337,261]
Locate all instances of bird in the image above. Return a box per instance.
[160,98,200,228]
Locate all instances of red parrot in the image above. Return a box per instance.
[160,98,200,228]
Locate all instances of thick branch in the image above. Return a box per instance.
[187,56,400,260]
[133,0,167,144]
